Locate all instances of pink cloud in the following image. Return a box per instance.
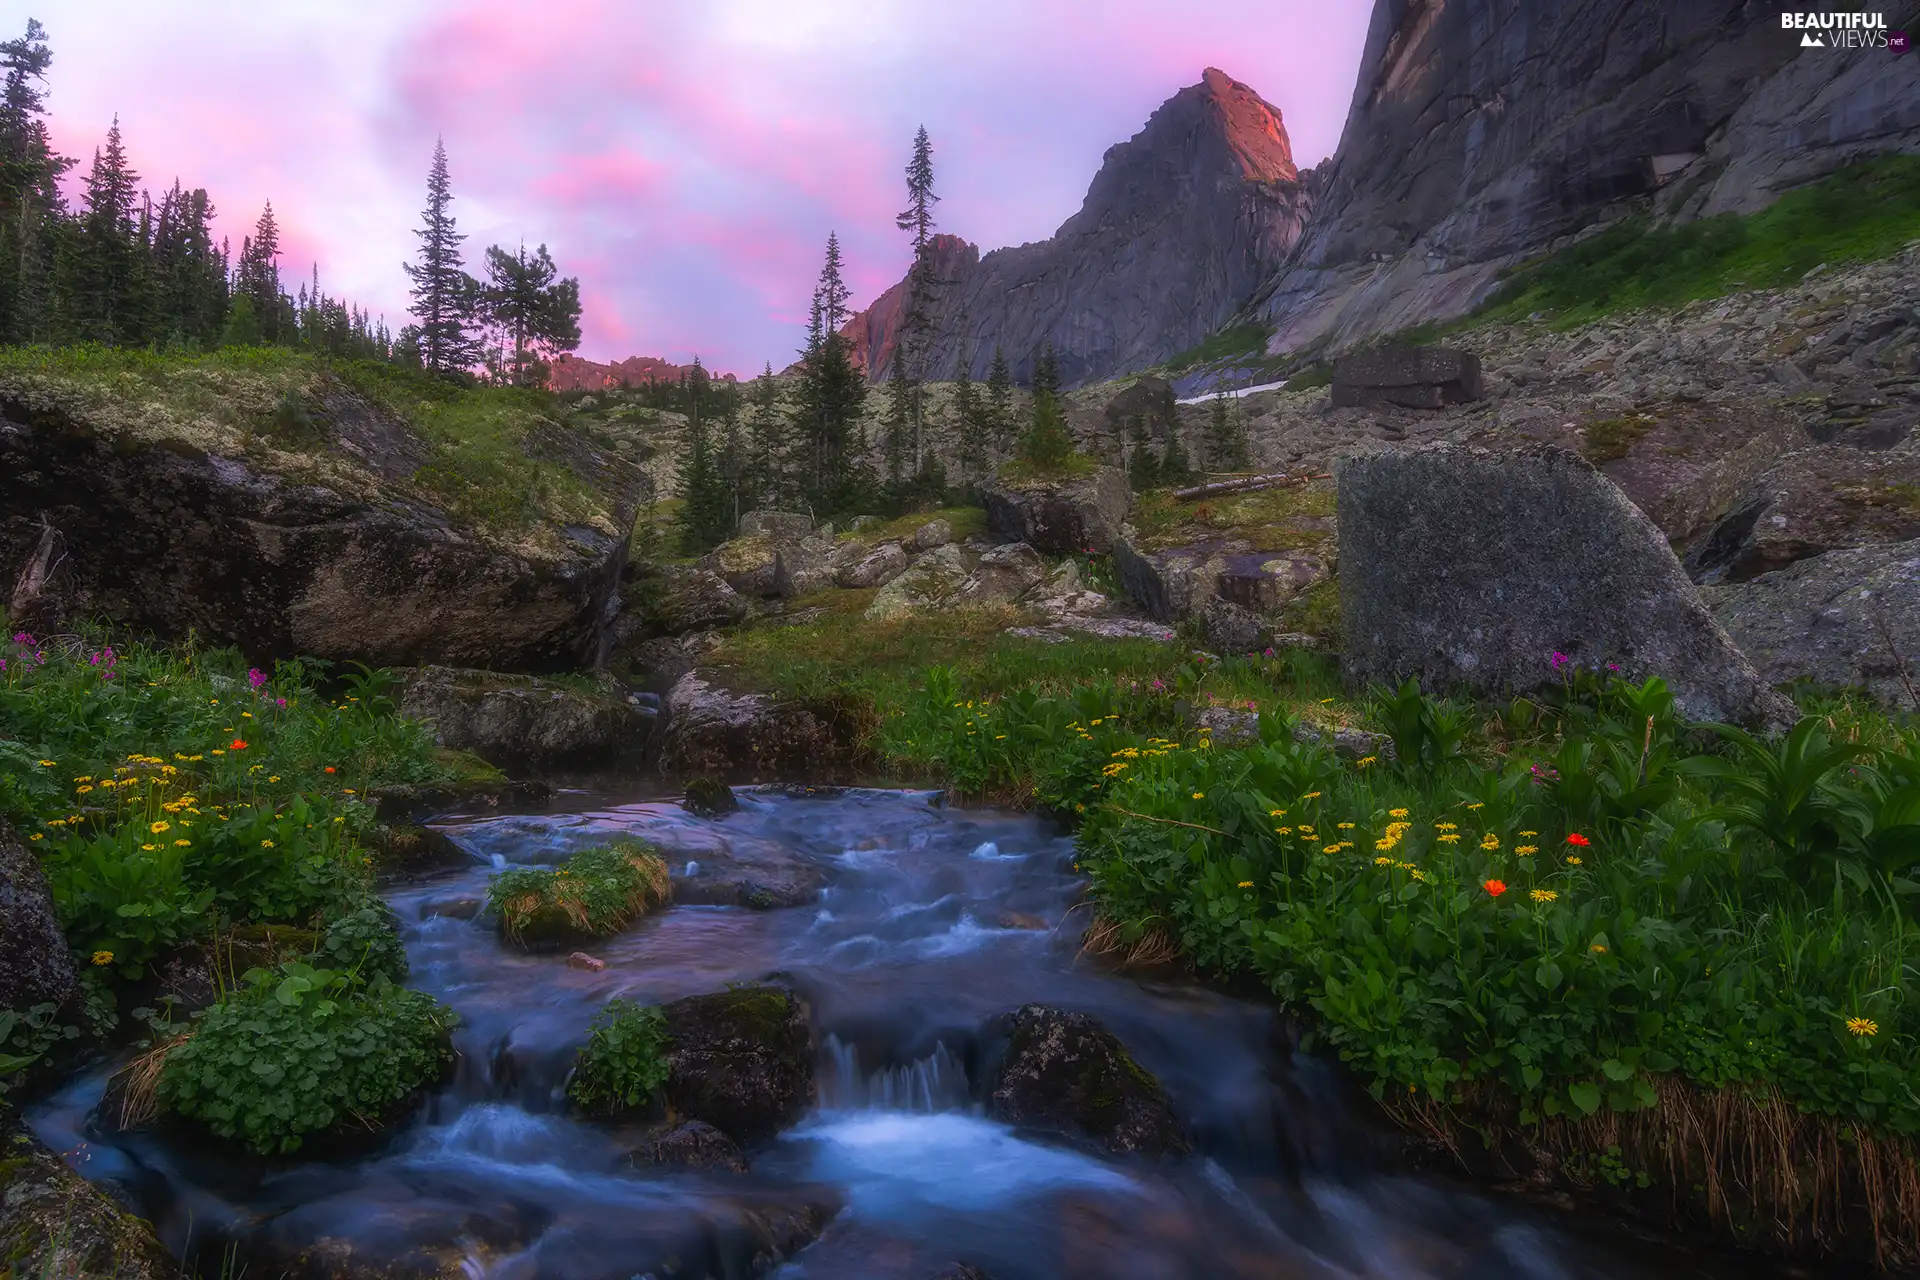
[36,1,1372,373]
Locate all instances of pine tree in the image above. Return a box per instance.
[985,346,1014,456]
[231,200,285,342]
[1207,391,1250,471]
[481,241,582,386]
[63,116,146,344]
[677,414,733,553]
[1022,388,1072,468]
[1160,421,1194,485]
[747,361,785,507]
[884,368,911,490]
[894,126,940,471]
[718,380,746,527]
[951,353,986,486]
[0,18,70,344]
[1030,341,1061,399]
[792,236,871,514]
[403,138,480,375]
[1126,413,1160,492]
[816,231,850,338]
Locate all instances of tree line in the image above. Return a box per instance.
[0,19,580,383]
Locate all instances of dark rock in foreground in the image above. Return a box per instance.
[1339,445,1793,727]
[659,985,815,1143]
[659,671,863,780]
[983,1005,1188,1158]
[1705,539,1920,710]
[1113,537,1323,623]
[1331,347,1483,410]
[0,1112,178,1279]
[626,1119,749,1172]
[983,466,1131,554]
[396,666,652,767]
[682,776,739,818]
[0,819,75,1014]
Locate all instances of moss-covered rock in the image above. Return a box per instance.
[682,776,739,818]
[0,1110,178,1278]
[0,818,76,1014]
[983,1005,1188,1158]
[487,841,671,950]
[658,984,814,1143]
[982,463,1130,553]
[396,665,652,768]
[625,1119,749,1172]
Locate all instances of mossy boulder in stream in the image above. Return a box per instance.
[982,1005,1188,1158]
[654,985,814,1142]
[486,840,670,950]
[682,775,739,818]
[1,1110,178,1278]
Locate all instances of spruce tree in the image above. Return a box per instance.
[985,346,1014,456]
[677,414,733,553]
[67,116,143,344]
[792,236,870,515]
[883,368,911,490]
[817,230,850,337]
[233,200,285,342]
[403,138,480,375]
[747,361,785,507]
[1021,389,1072,467]
[951,354,985,486]
[894,126,940,471]
[1126,414,1160,492]
[0,18,70,344]
[1207,391,1250,471]
[1160,422,1194,485]
[481,242,582,387]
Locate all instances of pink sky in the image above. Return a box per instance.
[38,1,1372,374]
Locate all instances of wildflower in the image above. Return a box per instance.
[248,667,268,688]
[1389,808,1409,819]
[1192,792,1205,800]
[1483,879,1508,897]
[268,775,280,783]
[1515,845,1538,856]
[1847,1017,1879,1038]
[1519,830,1538,837]
[1480,833,1499,850]
[90,951,113,966]
[1274,826,1291,834]
[1566,832,1591,847]
[1268,808,1287,817]
[1303,791,1322,800]
[1356,755,1377,768]
[1237,880,1254,889]
[1374,856,1395,866]
[1434,821,1457,831]
[324,766,336,773]
[1409,868,1428,882]
[141,843,155,851]
[1323,844,1341,854]
[231,739,248,750]
[1465,803,1484,811]
[173,839,190,847]
[37,759,55,767]
[149,820,170,834]
[1550,651,1569,671]
[75,785,93,794]
[1318,698,1333,704]
[1437,834,1460,843]
[1590,943,1607,954]
[1564,855,1583,866]
[261,839,275,848]
[1530,888,1558,903]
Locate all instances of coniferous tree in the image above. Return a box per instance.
[791,234,870,514]
[0,19,70,344]
[1126,413,1160,492]
[1160,420,1194,485]
[816,230,851,338]
[1030,341,1061,400]
[985,346,1014,456]
[951,352,986,486]
[718,380,746,527]
[894,126,940,472]
[883,367,911,490]
[747,361,785,506]
[677,412,733,553]
[403,138,480,375]
[1021,387,1072,468]
[1207,391,1250,471]
[481,241,582,386]
[66,116,143,344]
[231,200,286,343]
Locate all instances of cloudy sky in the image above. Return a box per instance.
[37,1,1372,373]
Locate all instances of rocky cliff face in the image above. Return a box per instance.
[840,68,1313,388]
[1252,0,1920,358]
[550,353,737,392]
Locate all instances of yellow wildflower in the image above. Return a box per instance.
[1590,944,1607,953]
[261,839,275,848]
[173,839,190,847]
[1437,833,1460,844]
[149,820,170,834]
[1519,830,1539,838]
[1337,822,1355,830]
[1847,1017,1879,1038]
[1564,855,1582,866]
[1515,845,1539,856]
[141,844,155,851]
[1434,821,1458,831]
[37,759,55,767]
[1465,803,1484,810]
[1389,808,1409,818]
[1409,868,1428,882]
[1530,888,1558,903]
[1237,880,1253,889]
[1192,792,1205,800]
[1303,791,1322,800]
[1480,834,1500,850]
[75,785,93,794]
[1268,808,1286,817]
[1374,856,1395,866]
[90,951,113,966]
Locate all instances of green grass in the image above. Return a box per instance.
[1480,155,1920,327]
[1162,321,1275,374]
[1128,481,1337,554]
[486,841,671,949]
[0,344,617,541]
[855,505,988,545]
[997,452,1102,487]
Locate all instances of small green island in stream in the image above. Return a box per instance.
[4,7,1920,1280]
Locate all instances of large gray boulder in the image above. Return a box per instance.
[983,466,1131,554]
[632,565,749,637]
[1331,347,1483,410]
[1,1112,178,1279]
[658,985,815,1142]
[737,510,814,541]
[396,666,652,767]
[1705,540,1920,709]
[659,671,860,779]
[773,535,837,599]
[701,535,781,598]
[0,819,75,1013]
[1338,445,1792,727]
[949,542,1047,608]
[835,541,910,590]
[983,1005,1188,1158]
[865,544,969,622]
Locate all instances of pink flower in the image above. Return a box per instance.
[1550,651,1570,671]
[248,668,268,689]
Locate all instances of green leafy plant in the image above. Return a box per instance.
[568,997,672,1117]
[156,962,455,1154]
[319,900,409,983]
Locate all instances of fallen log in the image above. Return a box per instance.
[1171,472,1329,501]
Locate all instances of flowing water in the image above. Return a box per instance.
[26,788,1802,1279]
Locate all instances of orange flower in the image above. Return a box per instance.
[231,739,248,750]
[1566,832,1591,847]
[324,766,336,773]
[1483,878,1508,897]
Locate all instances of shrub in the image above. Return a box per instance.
[568,997,672,1117]
[486,840,671,948]
[157,963,455,1154]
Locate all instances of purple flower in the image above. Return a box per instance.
[1550,651,1570,671]
[1606,662,1619,673]
[275,697,287,708]
[1263,647,1276,658]
[248,668,268,689]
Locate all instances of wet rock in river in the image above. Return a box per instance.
[682,775,739,818]
[659,984,815,1143]
[0,818,76,1013]
[626,1119,749,1172]
[395,665,651,768]
[0,1112,178,1279]
[982,1005,1188,1158]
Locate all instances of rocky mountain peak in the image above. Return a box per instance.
[1196,66,1299,185]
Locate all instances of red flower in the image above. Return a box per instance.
[1566,832,1591,847]
[1483,879,1508,897]
[231,739,248,750]
[324,766,336,774]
